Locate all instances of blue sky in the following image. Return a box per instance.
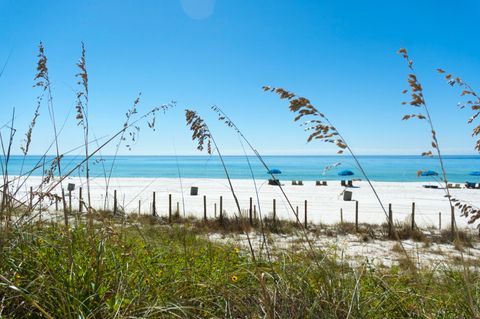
[0,0,479,156]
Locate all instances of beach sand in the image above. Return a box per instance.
[13,176,480,230]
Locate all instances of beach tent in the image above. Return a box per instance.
[338,169,354,176]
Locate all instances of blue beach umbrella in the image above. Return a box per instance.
[469,171,480,176]
[267,168,282,175]
[338,169,354,176]
[419,170,439,177]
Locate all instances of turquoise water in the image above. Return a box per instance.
[2,155,479,182]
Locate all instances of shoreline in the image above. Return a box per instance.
[4,154,480,183]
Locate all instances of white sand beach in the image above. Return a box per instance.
[13,176,480,230]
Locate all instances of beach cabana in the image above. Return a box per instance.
[267,168,282,186]
[417,170,440,189]
[338,170,354,187]
[467,172,480,189]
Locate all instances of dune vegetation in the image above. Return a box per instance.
[1,44,480,318]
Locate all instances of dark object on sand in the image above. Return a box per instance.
[190,187,198,196]
[343,190,352,201]
[268,179,281,186]
[465,182,478,189]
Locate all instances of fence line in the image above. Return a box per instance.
[12,186,469,233]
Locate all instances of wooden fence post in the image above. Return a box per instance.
[340,208,343,224]
[219,196,223,224]
[273,199,276,225]
[61,189,68,227]
[113,190,117,215]
[68,189,72,213]
[304,200,308,229]
[168,194,172,222]
[411,202,415,230]
[138,200,141,215]
[355,200,359,232]
[203,195,207,221]
[451,206,455,237]
[388,203,393,237]
[214,203,217,218]
[61,189,66,212]
[254,205,257,220]
[176,202,180,217]
[296,206,299,224]
[79,187,83,213]
[153,192,157,216]
[249,197,253,226]
[439,212,442,230]
[55,197,59,211]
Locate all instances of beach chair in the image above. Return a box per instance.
[455,183,461,189]
[466,182,476,189]
[347,180,353,187]
[341,180,346,187]
[268,179,280,186]
[298,180,303,186]
[315,181,321,186]
[322,181,327,186]
[447,183,453,189]
[292,180,297,185]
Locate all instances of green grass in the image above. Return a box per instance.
[0,215,479,318]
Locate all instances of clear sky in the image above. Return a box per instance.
[0,0,479,156]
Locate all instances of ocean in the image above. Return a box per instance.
[3,155,479,182]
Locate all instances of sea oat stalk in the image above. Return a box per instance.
[185,109,256,260]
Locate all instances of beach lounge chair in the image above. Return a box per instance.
[322,181,327,186]
[341,180,346,187]
[447,183,453,189]
[315,181,321,186]
[455,183,461,189]
[466,182,476,189]
[268,179,280,186]
[292,180,297,185]
[298,180,303,186]
[347,180,353,187]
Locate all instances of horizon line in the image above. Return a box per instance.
[6,153,480,157]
